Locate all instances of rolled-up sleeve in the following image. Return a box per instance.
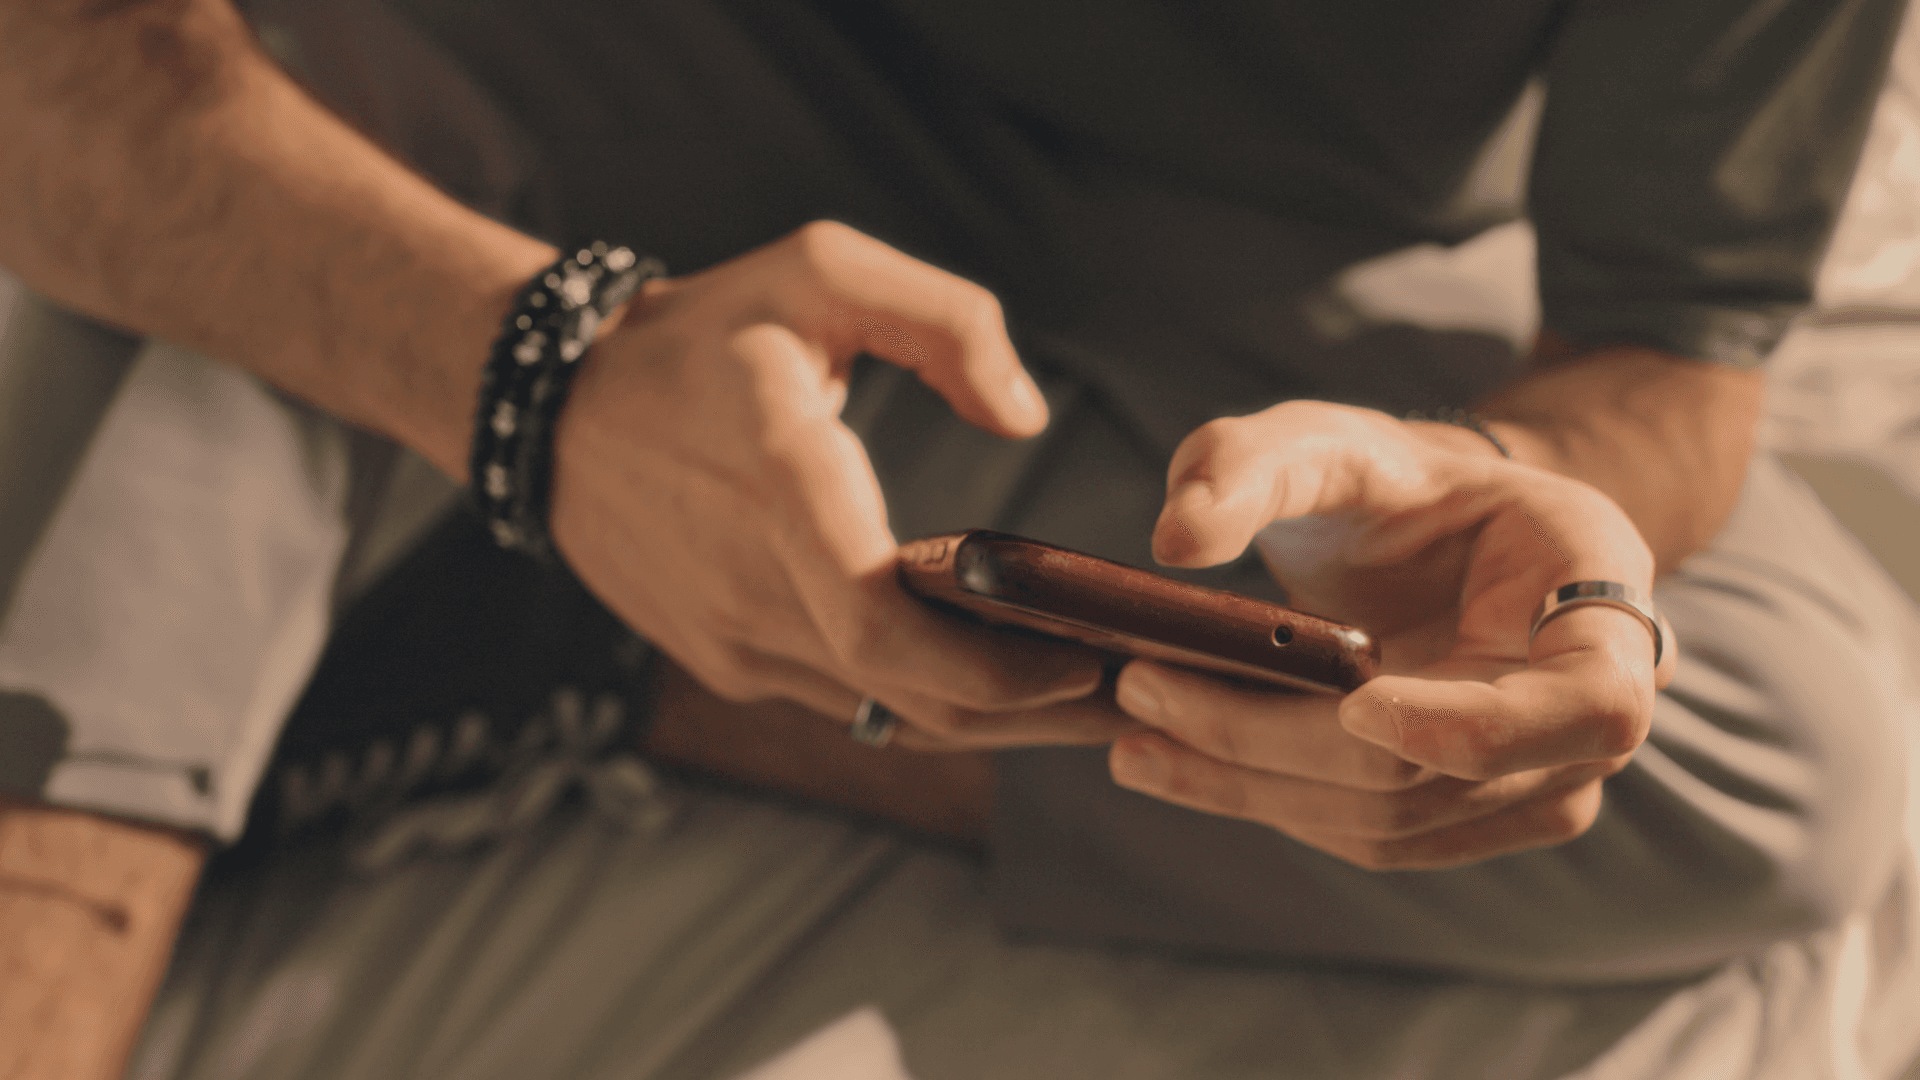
[0,321,353,842]
[1530,0,1907,367]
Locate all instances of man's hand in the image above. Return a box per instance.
[1105,401,1675,870]
[553,221,1119,750]
[0,3,1117,754]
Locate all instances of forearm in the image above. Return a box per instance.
[0,797,207,1080]
[0,0,556,480]
[1471,338,1766,576]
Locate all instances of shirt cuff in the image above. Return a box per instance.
[1540,297,1807,369]
[0,340,351,842]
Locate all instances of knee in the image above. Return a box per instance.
[1646,523,1916,939]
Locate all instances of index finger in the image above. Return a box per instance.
[1339,604,1659,780]
[770,221,1048,439]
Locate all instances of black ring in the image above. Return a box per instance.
[849,697,900,748]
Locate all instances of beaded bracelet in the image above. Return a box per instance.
[471,242,667,560]
[1405,406,1512,459]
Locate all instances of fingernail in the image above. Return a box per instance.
[1167,480,1210,509]
[1038,668,1103,705]
[1341,691,1401,746]
[1113,738,1170,789]
[1007,371,1046,422]
[1116,672,1167,724]
[1153,514,1198,564]
[1063,667,1105,696]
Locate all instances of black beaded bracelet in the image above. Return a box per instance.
[471,242,667,560]
[1406,406,1512,459]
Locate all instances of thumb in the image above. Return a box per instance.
[1152,476,1270,568]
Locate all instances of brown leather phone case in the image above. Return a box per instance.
[896,530,1379,695]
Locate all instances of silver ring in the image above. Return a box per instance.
[849,696,900,748]
[1530,580,1664,666]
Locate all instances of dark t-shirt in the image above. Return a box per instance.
[855,0,1905,364]
[345,0,1906,470]
[390,0,1901,371]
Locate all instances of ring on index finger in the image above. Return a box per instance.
[850,696,900,748]
[1530,581,1664,666]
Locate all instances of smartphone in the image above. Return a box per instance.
[896,530,1379,695]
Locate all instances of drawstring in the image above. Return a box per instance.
[270,686,678,873]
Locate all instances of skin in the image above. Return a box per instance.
[0,798,206,1080]
[1095,348,1758,870]
[545,227,1128,748]
[1107,396,1687,870]
[656,352,1755,875]
[0,0,1765,1072]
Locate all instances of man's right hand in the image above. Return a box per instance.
[0,0,1119,751]
[550,221,1124,749]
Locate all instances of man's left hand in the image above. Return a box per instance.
[1108,400,1676,870]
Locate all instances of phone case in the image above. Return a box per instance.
[896,530,1379,695]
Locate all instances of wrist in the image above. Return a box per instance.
[468,244,665,559]
[1475,418,1566,474]
[1472,343,1764,574]
[1403,413,1522,465]
[365,224,559,484]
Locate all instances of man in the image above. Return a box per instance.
[2,0,1916,1077]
